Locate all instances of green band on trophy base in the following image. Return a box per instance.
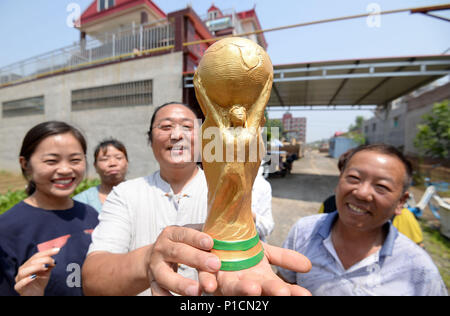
[219,250,264,271]
[213,235,260,251]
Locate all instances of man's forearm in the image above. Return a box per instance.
[82,245,152,296]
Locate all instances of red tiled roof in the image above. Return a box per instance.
[207,5,221,13]
[79,0,166,25]
[237,9,255,20]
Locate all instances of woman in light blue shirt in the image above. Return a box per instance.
[74,139,128,213]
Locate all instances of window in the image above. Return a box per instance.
[372,123,376,132]
[141,12,148,24]
[393,116,399,128]
[2,96,44,118]
[98,0,114,12]
[71,80,152,111]
[208,11,219,20]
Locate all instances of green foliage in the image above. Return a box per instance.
[421,221,450,290]
[266,119,283,132]
[0,190,27,215]
[346,116,366,145]
[347,131,366,145]
[0,178,100,215]
[414,100,450,159]
[349,115,365,132]
[264,118,283,142]
[72,178,101,196]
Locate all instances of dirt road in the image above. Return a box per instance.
[0,171,26,194]
[267,150,339,247]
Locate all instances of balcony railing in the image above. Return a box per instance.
[0,22,174,88]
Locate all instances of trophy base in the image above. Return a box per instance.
[211,235,264,271]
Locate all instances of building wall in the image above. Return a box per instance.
[362,104,406,149]
[362,81,450,156]
[329,137,358,159]
[240,20,259,45]
[0,52,183,179]
[404,103,434,157]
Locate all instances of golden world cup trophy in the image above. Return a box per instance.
[194,37,273,271]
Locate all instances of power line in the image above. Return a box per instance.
[183,4,450,47]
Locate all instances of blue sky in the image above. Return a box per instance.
[0,0,449,142]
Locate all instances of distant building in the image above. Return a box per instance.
[362,102,407,150]
[202,4,267,50]
[0,1,267,178]
[282,112,306,143]
[329,137,358,159]
[362,80,450,157]
[77,0,167,41]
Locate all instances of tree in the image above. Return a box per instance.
[348,115,364,132]
[347,131,366,145]
[413,100,450,159]
[347,115,366,145]
[263,109,283,142]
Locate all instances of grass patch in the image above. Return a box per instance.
[0,178,100,215]
[0,189,27,215]
[420,220,450,291]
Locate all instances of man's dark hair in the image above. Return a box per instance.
[337,148,356,172]
[340,143,413,193]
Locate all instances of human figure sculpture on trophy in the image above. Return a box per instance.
[194,37,273,271]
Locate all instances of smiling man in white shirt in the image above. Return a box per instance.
[82,102,311,296]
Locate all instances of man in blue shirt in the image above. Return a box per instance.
[279,144,447,296]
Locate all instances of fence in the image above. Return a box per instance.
[0,22,175,87]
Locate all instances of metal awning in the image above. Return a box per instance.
[184,55,450,108]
